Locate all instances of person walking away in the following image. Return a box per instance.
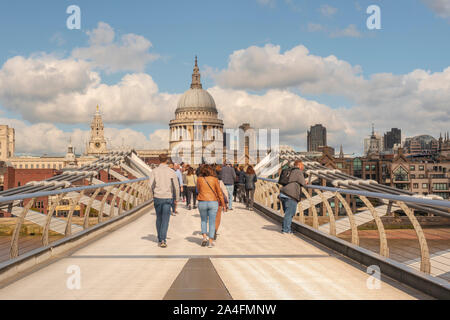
[215,166,229,240]
[196,165,225,248]
[220,162,236,211]
[233,164,239,201]
[182,165,188,204]
[278,160,306,234]
[237,166,247,204]
[185,167,197,210]
[149,154,180,248]
[244,165,257,210]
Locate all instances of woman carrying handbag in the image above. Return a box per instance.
[196,165,225,248]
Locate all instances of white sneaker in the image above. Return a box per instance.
[208,242,214,248]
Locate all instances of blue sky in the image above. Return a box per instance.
[0,0,449,155]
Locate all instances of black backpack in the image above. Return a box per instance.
[278,167,296,186]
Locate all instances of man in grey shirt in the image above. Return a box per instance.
[220,162,236,210]
[149,154,180,248]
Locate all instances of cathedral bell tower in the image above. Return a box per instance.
[86,105,108,156]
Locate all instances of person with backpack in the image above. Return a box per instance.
[244,165,257,210]
[278,160,306,234]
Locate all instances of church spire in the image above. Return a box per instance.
[190,56,202,89]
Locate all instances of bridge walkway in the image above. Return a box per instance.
[0,201,430,299]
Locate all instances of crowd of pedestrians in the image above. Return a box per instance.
[148,154,306,249]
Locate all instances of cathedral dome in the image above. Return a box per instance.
[175,56,217,113]
[176,88,216,112]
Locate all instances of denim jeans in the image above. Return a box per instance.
[154,198,172,242]
[280,196,298,233]
[225,185,234,209]
[245,189,255,209]
[198,201,219,239]
[186,186,197,206]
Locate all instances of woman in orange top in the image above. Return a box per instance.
[196,165,225,248]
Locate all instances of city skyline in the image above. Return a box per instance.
[0,1,449,156]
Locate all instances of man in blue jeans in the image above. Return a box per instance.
[149,154,180,247]
[278,160,306,234]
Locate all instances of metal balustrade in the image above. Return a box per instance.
[0,177,152,262]
[255,177,450,280]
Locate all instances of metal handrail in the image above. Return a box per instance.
[258,177,450,211]
[0,177,149,204]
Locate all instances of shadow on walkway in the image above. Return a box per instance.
[141,234,172,242]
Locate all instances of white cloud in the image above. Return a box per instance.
[0,118,169,156]
[0,54,178,125]
[214,44,363,93]
[209,87,356,151]
[308,23,362,38]
[319,4,337,17]
[212,43,450,153]
[256,0,276,7]
[307,23,326,32]
[72,22,159,73]
[329,24,361,38]
[422,0,450,19]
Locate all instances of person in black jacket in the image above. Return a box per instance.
[237,166,247,203]
[244,165,257,210]
[233,164,239,201]
[278,160,306,234]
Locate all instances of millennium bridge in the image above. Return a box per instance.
[0,151,448,299]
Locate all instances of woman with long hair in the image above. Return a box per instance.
[244,165,257,210]
[196,165,225,247]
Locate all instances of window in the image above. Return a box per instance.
[19,164,23,169]
[53,164,56,169]
[353,158,362,170]
[393,166,408,181]
[410,165,415,170]
[30,164,34,169]
[36,164,39,169]
[25,164,28,169]
[419,174,425,179]
[413,183,419,189]
[365,174,371,179]
[365,165,370,171]
[422,183,428,189]
[433,183,448,190]
[337,163,343,169]
[371,174,376,180]
[410,174,415,179]
[371,165,376,170]
[419,165,424,171]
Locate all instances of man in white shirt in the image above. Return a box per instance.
[149,154,180,247]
